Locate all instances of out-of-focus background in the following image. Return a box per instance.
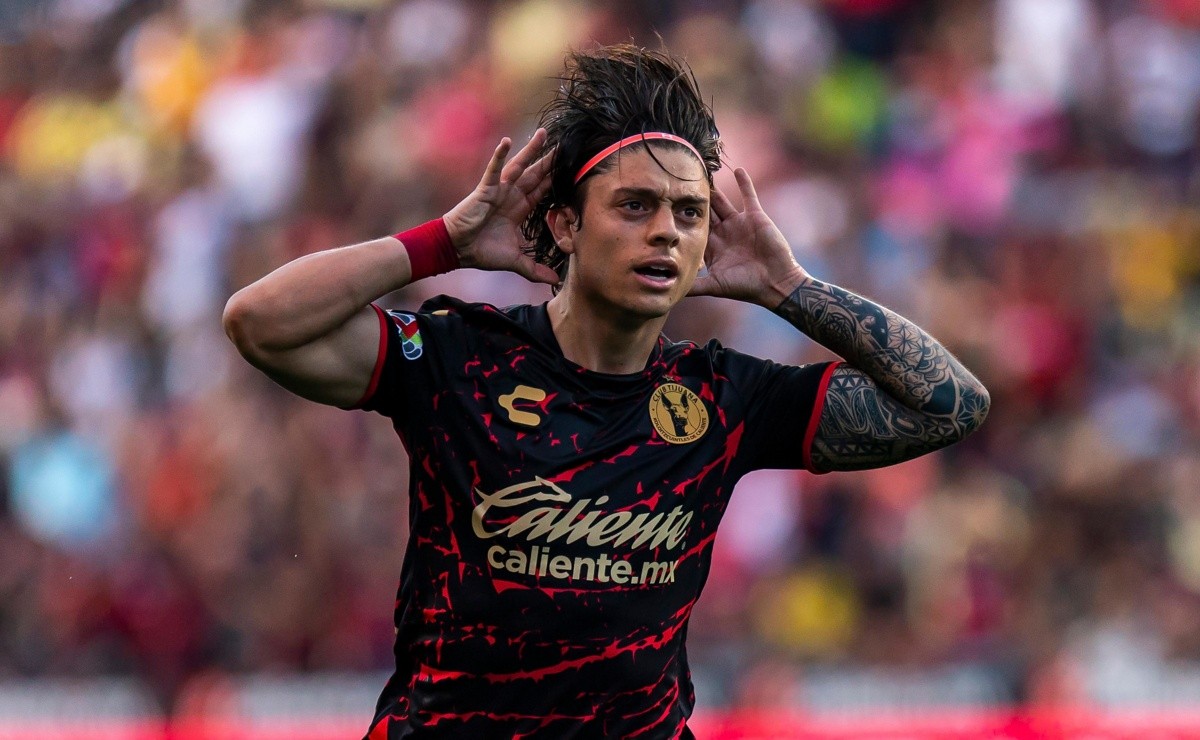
[1,0,1198,736]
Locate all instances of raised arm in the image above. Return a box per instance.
[689,168,990,472]
[222,234,412,407]
[774,277,990,471]
[222,130,558,407]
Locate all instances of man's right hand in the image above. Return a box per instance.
[442,128,561,285]
[224,129,561,409]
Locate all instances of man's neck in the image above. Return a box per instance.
[546,292,665,375]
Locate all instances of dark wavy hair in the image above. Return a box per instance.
[521,45,722,281]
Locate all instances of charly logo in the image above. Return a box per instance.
[394,313,423,360]
[498,385,547,427]
[649,383,708,444]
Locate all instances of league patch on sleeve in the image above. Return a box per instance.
[390,312,424,360]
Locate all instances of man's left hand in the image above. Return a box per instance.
[688,168,809,308]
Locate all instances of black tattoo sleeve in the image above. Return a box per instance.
[776,278,990,471]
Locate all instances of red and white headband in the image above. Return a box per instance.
[573,132,704,184]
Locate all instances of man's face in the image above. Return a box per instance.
[553,145,710,323]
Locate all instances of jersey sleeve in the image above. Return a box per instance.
[715,343,841,473]
[344,303,444,441]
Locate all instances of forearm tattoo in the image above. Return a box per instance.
[776,278,990,471]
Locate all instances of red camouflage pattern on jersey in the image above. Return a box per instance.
[356,298,830,740]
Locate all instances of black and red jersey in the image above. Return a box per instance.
[353,296,837,739]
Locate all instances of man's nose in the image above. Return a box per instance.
[647,206,680,246]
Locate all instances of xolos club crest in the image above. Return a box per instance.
[648,383,709,444]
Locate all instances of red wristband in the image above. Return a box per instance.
[394,218,460,281]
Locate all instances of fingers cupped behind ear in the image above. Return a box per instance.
[524,171,554,206]
[710,186,738,220]
[733,168,762,211]
[480,138,513,187]
[514,257,561,286]
[531,147,557,181]
[500,128,548,184]
[687,274,718,297]
[514,147,556,195]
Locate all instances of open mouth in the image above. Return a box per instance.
[633,263,679,283]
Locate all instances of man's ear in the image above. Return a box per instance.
[546,207,578,255]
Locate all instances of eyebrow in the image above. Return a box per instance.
[612,186,710,207]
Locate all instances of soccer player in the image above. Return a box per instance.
[223,45,989,740]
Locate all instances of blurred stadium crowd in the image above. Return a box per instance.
[1,0,1199,717]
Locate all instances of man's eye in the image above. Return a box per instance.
[622,201,645,211]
